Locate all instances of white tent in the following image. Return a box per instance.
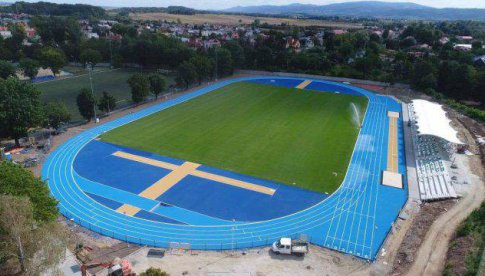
[411,99,463,145]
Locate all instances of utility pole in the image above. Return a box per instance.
[109,39,113,69]
[215,49,218,81]
[87,63,97,123]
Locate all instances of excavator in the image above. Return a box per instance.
[81,257,134,276]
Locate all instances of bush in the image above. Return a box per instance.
[444,99,485,122]
[139,267,169,276]
[450,201,485,275]
[0,161,58,222]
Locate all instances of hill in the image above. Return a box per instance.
[223,1,485,21]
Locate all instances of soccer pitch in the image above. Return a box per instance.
[101,81,368,193]
[37,68,174,121]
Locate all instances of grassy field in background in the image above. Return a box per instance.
[37,68,174,121]
[101,81,368,193]
[128,12,364,29]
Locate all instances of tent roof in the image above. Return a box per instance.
[412,99,463,144]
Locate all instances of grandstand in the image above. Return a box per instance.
[408,100,462,201]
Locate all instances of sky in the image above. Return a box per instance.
[15,0,485,9]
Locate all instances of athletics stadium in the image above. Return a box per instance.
[42,77,407,261]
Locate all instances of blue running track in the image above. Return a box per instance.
[42,77,407,260]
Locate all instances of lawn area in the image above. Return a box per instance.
[36,68,174,121]
[100,82,368,193]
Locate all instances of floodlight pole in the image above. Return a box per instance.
[109,39,113,69]
[215,48,218,81]
[88,63,97,122]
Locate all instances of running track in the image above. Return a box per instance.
[42,77,407,260]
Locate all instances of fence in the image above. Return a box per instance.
[236,69,411,89]
[61,206,316,251]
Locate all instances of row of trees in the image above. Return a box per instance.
[214,24,485,105]
[0,1,106,18]
[75,73,167,121]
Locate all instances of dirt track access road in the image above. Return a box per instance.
[406,158,484,275]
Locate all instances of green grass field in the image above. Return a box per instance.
[36,68,174,121]
[101,82,368,193]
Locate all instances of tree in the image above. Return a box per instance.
[0,60,16,79]
[0,195,68,275]
[3,24,26,59]
[139,267,169,276]
[38,47,66,76]
[43,101,71,129]
[0,78,43,146]
[19,58,40,81]
[189,56,213,84]
[475,71,485,106]
[438,61,475,99]
[224,40,245,68]
[453,64,475,99]
[80,49,102,69]
[76,88,96,121]
[0,161,59,222]
[472,40,483,51]
[148,74,166,99]
[98,91,116,113]
[127,74,150,103]
[412,59,437,90]
[213,48,234,77]
[176,61,197,88]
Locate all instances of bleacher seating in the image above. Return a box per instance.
[408,103,458,201]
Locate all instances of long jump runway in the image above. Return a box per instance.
[42,77,407,260]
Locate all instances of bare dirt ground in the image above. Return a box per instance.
[128,12,363,29]
[122,246,372,276]
[391,200,456,275]
[405,169,483,276]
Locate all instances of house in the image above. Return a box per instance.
[371,30,384,37]
[473,55,485,67]
[386,30,398,39]
[454,44,473,52]
[411,44,432,50]
[25,27,36,38]
[330,29,347,36]
[299,37,314,49]
[107,33,122,41]
[188,37,203,48]
[85,32,99,39]
[407,51,426,58]
[0,30,12,39]
[203,39,221,49]
[456,35,473,42]
[286,38,301,51]
[439,37,450,45]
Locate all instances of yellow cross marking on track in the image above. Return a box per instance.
[296,80,312,89]
[117,203,141,216]
[113,151,276,216]
[140,161,201,199]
